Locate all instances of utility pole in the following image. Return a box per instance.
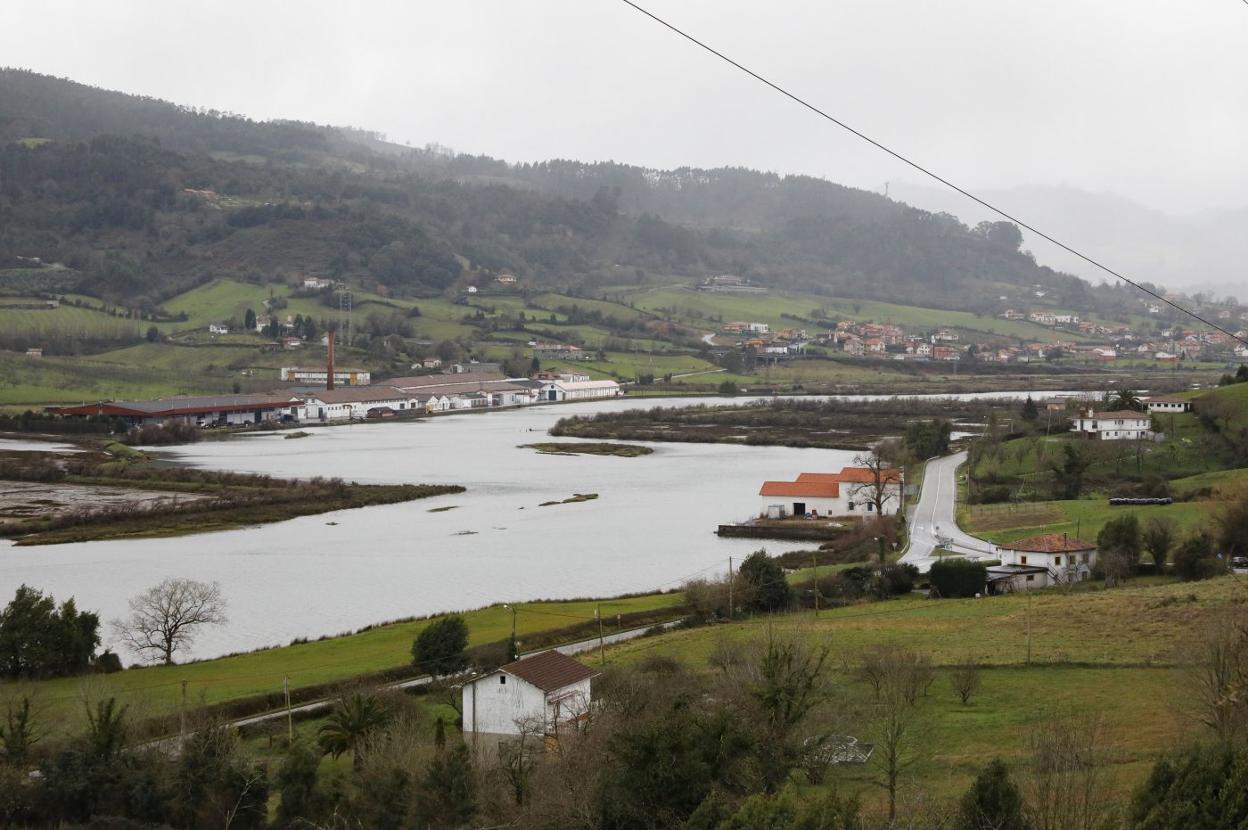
[727,556,734,618]
[1025,592,1032,666]
[597,605,606,667]
[284,676,293,743]
[812,551,819,617]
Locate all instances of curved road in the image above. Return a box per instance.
[900,450,998,573]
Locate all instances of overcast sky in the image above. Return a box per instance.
[2,0,1246,215]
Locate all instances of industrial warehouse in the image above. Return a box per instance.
[48,365,621,427]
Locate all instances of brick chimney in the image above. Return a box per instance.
[326,330,335,391]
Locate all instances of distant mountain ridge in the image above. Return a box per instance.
[0,68,1149,319]
[888,182,1248,302]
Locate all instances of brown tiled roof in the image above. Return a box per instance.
[502,650,596,692]
[1003,533,1096,553]
[1081,410,1150,420]
[299,386,413,404]
[760,480,840,498]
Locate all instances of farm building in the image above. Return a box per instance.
[1070,409,1154,440]
[48,394,302,427]
[988,534,1097,591]
[462,650,597,740]
[1144,397,1191,413]
[758,466,902,519]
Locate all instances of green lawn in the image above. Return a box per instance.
[966,498,1218,545]
[5,592,684,736]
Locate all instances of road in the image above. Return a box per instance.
[899,450,998,573]
[227,619,676,730]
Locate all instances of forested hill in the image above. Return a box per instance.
[0,68,1141,315]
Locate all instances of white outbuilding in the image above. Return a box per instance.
[461,650,597,740]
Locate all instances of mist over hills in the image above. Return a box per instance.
[889,181,1248,302]
[0,69,1163,318]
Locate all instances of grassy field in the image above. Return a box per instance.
[4,591,684,735]
[602,576,1241,807]
[963,498,1218,545]
[0,351,230,407]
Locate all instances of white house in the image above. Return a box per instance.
[208,323,229,335]
[1070,409,1153,440]
[988,534,1097,591]
[302,277,332,290]
[1145,397,1191,413]
[461,650,597,739]
[759,466,902,519]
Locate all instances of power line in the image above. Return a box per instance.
[616,0,1248,349]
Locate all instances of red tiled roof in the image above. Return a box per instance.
[1003,534,1096,553]
[797,467,902,485]
[502,650,596,692]
[760,480,840,498]
[1081,411,1150,420]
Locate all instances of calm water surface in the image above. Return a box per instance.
[1,397,858,659]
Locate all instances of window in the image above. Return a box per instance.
[1082,553,1090,563]
[1020,555,1028,565]
[499,676,506,685]
[1054,556,1062,566]
[1026,575,1035,582]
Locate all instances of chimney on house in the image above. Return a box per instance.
[326,330,335,391]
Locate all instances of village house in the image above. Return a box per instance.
[1145,396,1192,413]
[461,650,597,741]
[987,534,1098,591]
[495,272,518,286]
[208,323,229,335]
[1070,408,1154,440]
[758,467,902,519]
[534,343,593,361]
[302,277,333,290]
[24,347,42,359]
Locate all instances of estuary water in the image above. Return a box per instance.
[0,396,857,659]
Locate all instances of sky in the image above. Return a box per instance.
[2,0,1246,216]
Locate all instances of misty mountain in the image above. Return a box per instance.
[888,181,1248,302]
[0,69,1144,318]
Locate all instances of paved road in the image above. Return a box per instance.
[228,620,676,730]
[900,451,998,573]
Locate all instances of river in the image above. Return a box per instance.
[1,396,860,659]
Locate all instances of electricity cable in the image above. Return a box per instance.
[616,0,1248,348]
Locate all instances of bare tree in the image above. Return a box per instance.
[112,578,227,665]
[849,444,903,518]
[949,664,981,705]
[872,678,924,825]
[1142,516,1177,569]
[1026,717,1111,830]
[1190,607,1248,744]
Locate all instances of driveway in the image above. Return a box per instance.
[900,450,998,573]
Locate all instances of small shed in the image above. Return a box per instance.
[462,650,598,739]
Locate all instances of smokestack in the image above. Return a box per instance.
[326,330,335,391]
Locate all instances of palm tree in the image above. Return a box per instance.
[1111,389,1143,411]
[318,692,389,769]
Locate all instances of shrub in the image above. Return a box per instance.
[929,559,987,599]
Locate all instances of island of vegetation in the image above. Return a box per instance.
[538,492,599,506]
[549,397,997,449]
[520,441,653,457]
[0,445,463,545]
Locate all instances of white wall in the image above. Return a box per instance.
[462,675,592,737]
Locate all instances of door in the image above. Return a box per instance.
[793,502,806,517]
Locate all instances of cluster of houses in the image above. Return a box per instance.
[758,466,903,520]
[47,366,621,428]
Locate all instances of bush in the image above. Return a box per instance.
[412,615,469,676]
[929,559,987,599]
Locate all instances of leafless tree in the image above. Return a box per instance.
[871,677,924,825]
[1142,516,1177,569]
[1025,717,1112,830]
[112,578,227,665]
[949,664,981,704]
[1190,607,1248,744]
[857,644,934,705]
[849,444,903,519]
